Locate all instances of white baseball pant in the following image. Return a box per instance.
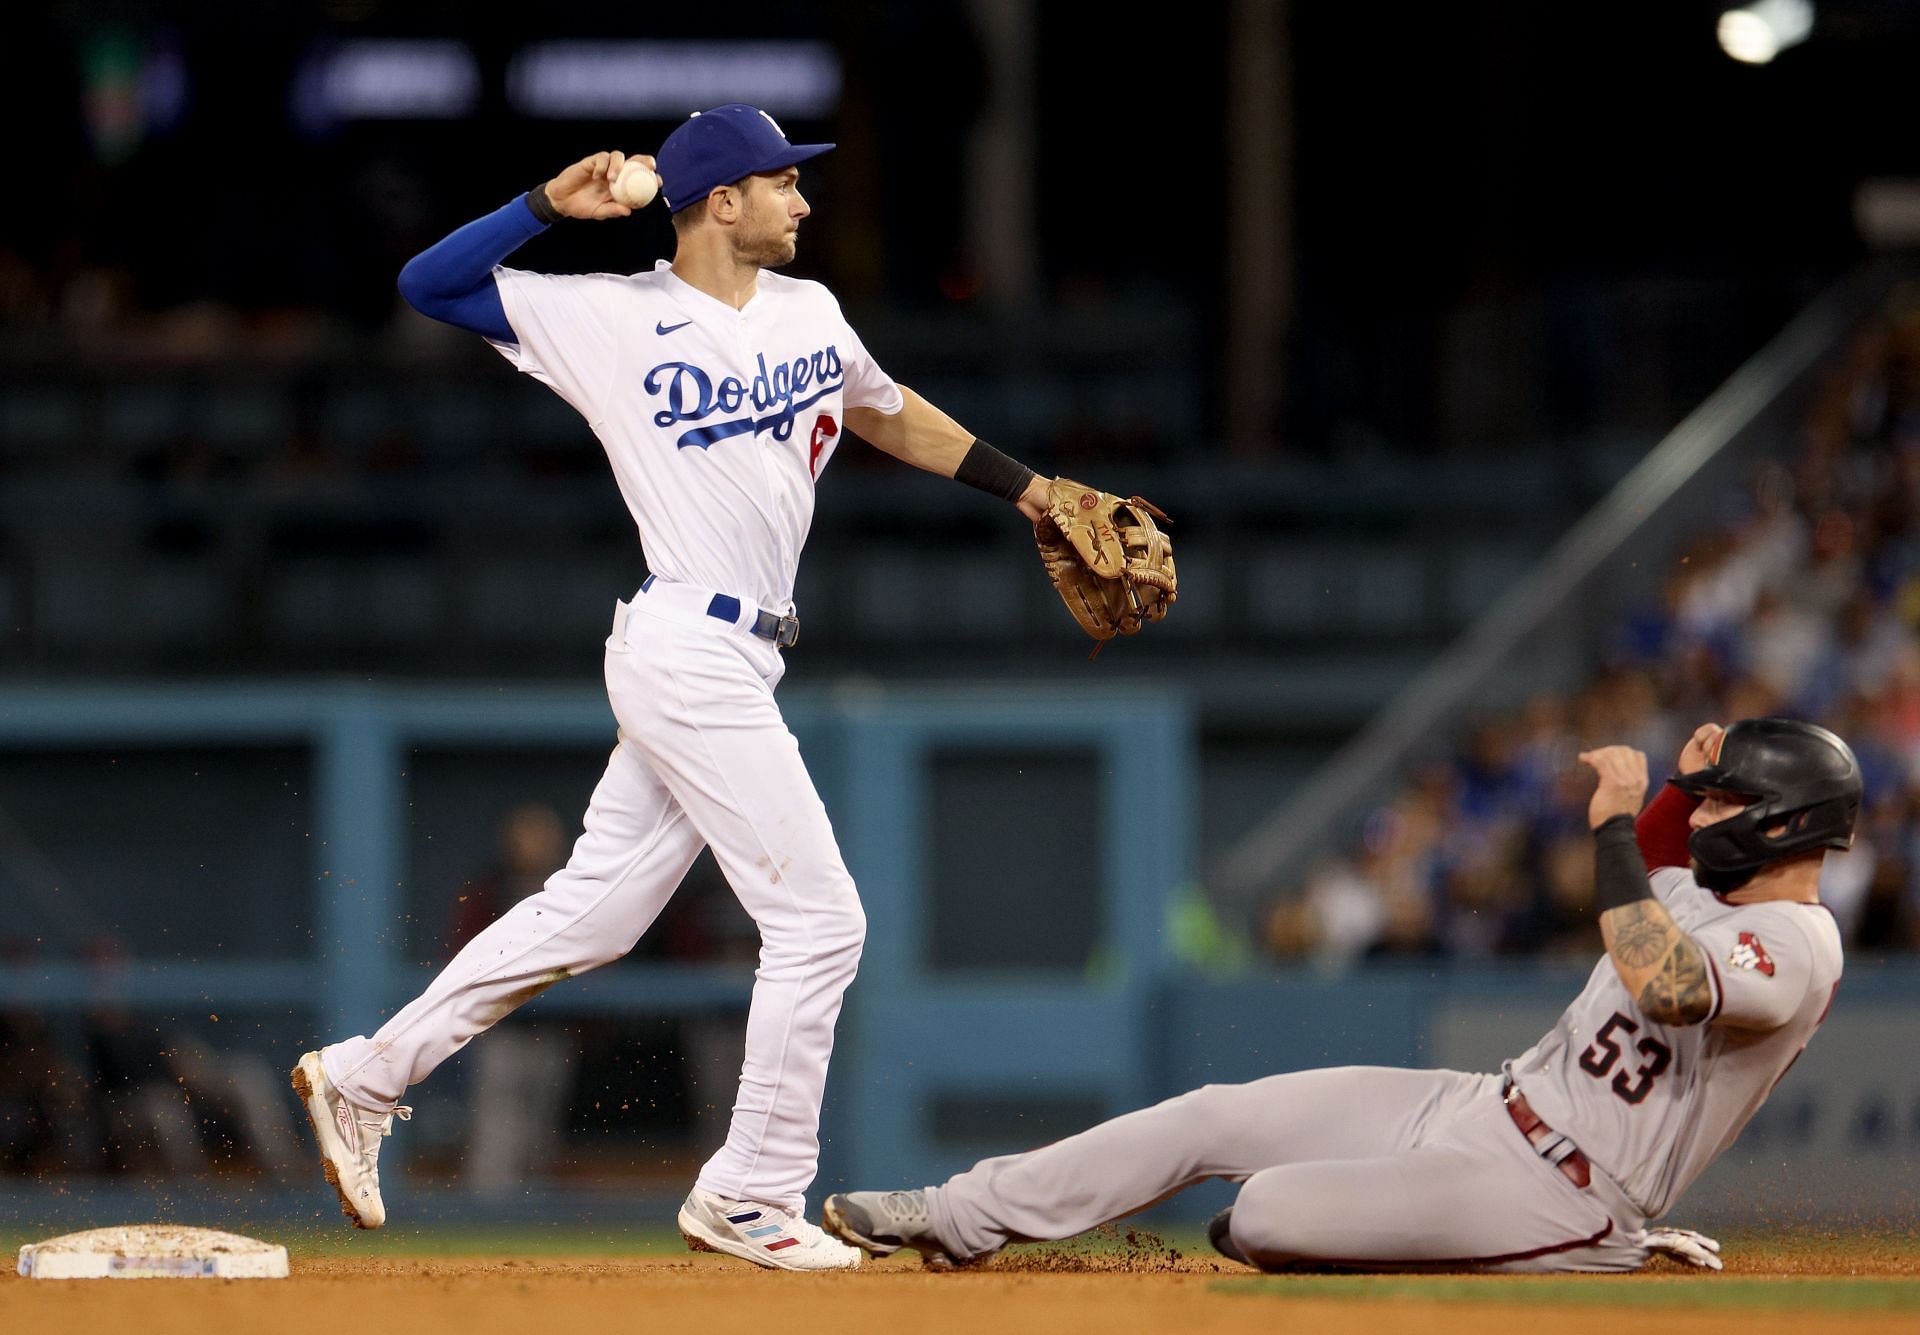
[323,582,865,1211]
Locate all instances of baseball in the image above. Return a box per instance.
[613,160,660,209]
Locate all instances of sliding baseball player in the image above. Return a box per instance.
[826,718,1852,1273]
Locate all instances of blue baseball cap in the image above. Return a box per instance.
[656,104,834,213]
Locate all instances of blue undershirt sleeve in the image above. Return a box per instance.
[396,195,550,344]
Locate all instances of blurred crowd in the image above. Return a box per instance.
[1266,290,1920,965]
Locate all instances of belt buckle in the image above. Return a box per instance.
[773,614,800,649]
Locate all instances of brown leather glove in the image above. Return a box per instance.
[1033,477,1176,653]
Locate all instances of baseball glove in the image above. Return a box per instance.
[1033,477,1176,654]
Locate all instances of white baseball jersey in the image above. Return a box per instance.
[1506,871,1843,1219]
[321,238,900,1225]
[489,261,904,611]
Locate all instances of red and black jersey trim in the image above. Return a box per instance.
[1254,1221,1615,1273]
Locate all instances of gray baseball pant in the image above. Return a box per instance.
[926,1067,1648,1272]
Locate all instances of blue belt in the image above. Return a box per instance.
[641,574,800,648]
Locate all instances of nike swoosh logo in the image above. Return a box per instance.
[656,320,693,335]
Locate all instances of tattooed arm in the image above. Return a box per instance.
[1579,744,1714,1027]
[1599,898,1713,1025]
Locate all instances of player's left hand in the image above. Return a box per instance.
[1032,477,1177,651]
[543,150,647,221]
[1015,475,1050,523]
[1578,745,1649,828]
[1642,1226,1723,1271]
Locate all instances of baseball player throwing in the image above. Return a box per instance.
[824,717,1854,1273]
[290,104,1123,1270]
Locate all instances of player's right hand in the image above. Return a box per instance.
[542,151,645,221]
[1578,745,1649,828]
[1676,722,1725,778]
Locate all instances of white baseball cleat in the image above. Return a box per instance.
[677,1187,862,1271]
[290,1049,411,1229]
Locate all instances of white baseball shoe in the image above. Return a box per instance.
[677,1187,862,1271]
[822,1189,963,1269]
[290,1049,412,1229]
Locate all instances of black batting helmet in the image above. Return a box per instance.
[1670,717,1861,894]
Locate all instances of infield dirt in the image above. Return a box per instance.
[6,1234,1919,1335]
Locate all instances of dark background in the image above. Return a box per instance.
[5,1,1915,452]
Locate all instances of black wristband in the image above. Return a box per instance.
[954,438,1037,504]
[1593,813,1655,914]
[525,185,562,226]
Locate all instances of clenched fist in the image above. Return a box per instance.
[1578,746,1649,829]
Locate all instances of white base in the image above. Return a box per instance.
[17,1225,288,1279]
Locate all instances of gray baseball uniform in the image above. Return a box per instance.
[925,867,1841,1272]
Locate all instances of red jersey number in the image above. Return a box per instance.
[808,414,839,479]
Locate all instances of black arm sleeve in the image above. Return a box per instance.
[1593,813,1656,914]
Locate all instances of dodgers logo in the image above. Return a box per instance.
[644,346,846,450]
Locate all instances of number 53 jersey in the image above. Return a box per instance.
[1504,868,1843,1221]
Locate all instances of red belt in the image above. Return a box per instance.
[1504,1086,1592,1190]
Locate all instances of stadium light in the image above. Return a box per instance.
[507,42,841,119]
[1717,0,1814,64]
[290,39,480,132]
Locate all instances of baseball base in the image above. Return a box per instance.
[16,1224,289,1279]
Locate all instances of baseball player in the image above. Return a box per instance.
[290,104,1085,1271]
[824,717,1854,1274]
